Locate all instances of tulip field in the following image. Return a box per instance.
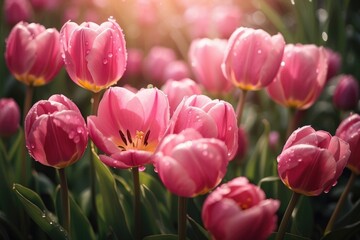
[1,0,360,240]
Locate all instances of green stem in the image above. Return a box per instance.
[324,171,357,235]
[276,191,301,240]
[235,90,247,125]
[58,168,70,236]
[132,167,141,240]
[178,196,187,240]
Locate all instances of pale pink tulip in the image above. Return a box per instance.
[266,44,328,110]
[60,17,127,93]
[153,129,228,197]
[0,98,20,137]
[25,95,88,168]
[167,94,238,160]
[87,87,170,169]
[278,126,350,196]
[5,21,63,86]
[189,38,234,95]
[222,27,285,91]
[163,60,191,82]
[202,177,279,240]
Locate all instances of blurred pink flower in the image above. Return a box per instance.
[163,60,191,82]
[222,27,285,91]
[333,75,359,111]
[167,94,238,160]
[325,47,342,82]
[189,38,234,95]
[60,17,127,93]
[235,126,248,161]
[212,4,242,39]
[5,21,63,86]
[30,0,59,10]
[0,98,20,137]
[4,0,32,26]
[123,48,144,79]
[25,94,88,168]
[87,87,170,169]
[153,129,228,197]
[278,126,350,196]
[266,44,328,110]
[336,114,360,174]
[202,177,279,240]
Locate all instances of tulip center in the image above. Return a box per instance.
[238,197,253,210]
[118,129,153,152]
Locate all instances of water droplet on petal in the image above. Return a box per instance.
[139,166,146,171]
[69,131,75,139]
[108,53,113,58]
[257,49,262,54]
[281,61,286,67]
[73,136,80,143]
[103,59,108,64]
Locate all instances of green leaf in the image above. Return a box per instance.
[258,176,280,187]
[290,196,314,238]
[187,215,209,240]
[0,212,25,240]
[321,221,360,240]
[93,150,132,239]
[143,234,179,240]
[54,186,96,240]
[335,198,360,228]
[12,184,68,240]
[269,232,311,240]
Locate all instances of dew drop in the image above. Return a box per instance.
[298,158,302,162]
[139,166,146,171]
[77,127,83,133]
[61,53,65,59]
[281,61,286,67]
[49,221,53,225]
[69,131,75,139]
[85,41,89,46]
[202,151,209,157]
[108,52,113,58]
[257,49,262,54]
[103,58,108,64]
[228,126,233,131]
[86,50,90,55]
[73,136,80,143]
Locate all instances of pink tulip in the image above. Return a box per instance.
[189,38,234,95]
[222,27,285,91]
[163,60,191,82]
[212,4,242,39]
[333,75,359,111]
[60,17,127,93]
[0,98,20,137]
[153,129,228,197]
[25,95,88,168]
[5,21,63,86]
[325,47,342,82]
[123,48,144,79]
[202,177,279,240]
[167,94,238,160]
[278,126,350,196]
[235,126,248,161]
[161,78,202,115]
[336,114,360,174]
[4,0,32,26]
[30,0,59,10]
[266,44,328,110]
[87,87,170,169]
[143,46,177,86]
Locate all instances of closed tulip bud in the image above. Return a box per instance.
[154,129,228,197]
[325,47,342,82]
[222,27,285,91]
[168,94,238,160]
[336,114,360,174]
[189,38,234,95]
[277,126,350,196]
[25,95,88,168]
[161,78,202,115]
[333,75,359,111]
[60,17,127,93]
[163,60,190,82]
[5,21,63,86]
[202,177,280,240]
[0,98,20,137]
[4,0,32,26]
[266,44,328,110]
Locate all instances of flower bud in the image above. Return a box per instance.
[333,75,359,111]
[0,98,20,137]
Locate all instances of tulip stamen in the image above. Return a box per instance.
[119,130,128,145]
[127,129,133,144]
[144,130,150,146]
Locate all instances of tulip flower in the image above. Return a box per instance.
[4,0,32,26]
[5,21,63,86]
[277,125,350,196]
[87,86,170,169]
[153,129,228,197]
[202,177,279,240]
[189,38,234,95]
[266,44,328,110]
[0,98,20,137]
[336,114,360,174]
[325,47,342,82]
[167,94,238,160]
[163,60,191,82]
[25,94,88,168]
[333,75,359,111]
[60,17,127,93]
[222,27,285,91]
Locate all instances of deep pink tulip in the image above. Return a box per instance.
[0,98,20,137]
[333,75,359,111]
[222,27,285,91]
[202,177,279,240]
[30,0,59,10]
[5,21,63,86]
[60,17,127,93]
[167,94,238,160]
[266,44,328,110]
[25,95,88,168]
[161,78,202,115]
[189,38,234,95]
[325,47,342,82]
[143,46,177,86]
[336,114,360,174]
[87,87,170,169]
[235,126,248,161]
[163,60,191,82]
[278,126,350,196]
[4,0,32,26]
[153,129,228,197]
